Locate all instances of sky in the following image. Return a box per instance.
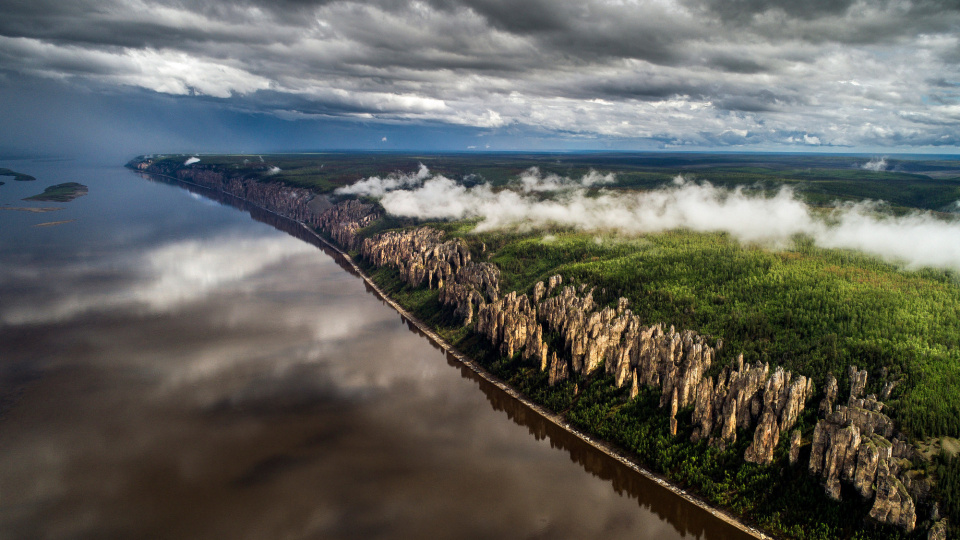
[1,0,959,160]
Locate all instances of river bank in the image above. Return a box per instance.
[128,155,953,540]
[5,158,760,540]
[134,167,776,539]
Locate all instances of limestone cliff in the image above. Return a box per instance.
[125,166,942,537]
[304,198,932,534]
[807,366,930,532]
[132,159,340,231]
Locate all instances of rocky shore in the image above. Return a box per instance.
[129,156,948,539]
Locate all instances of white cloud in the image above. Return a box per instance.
[2,0,960,149]
[0,36,271,98]
[334,162,431,197]
[861,157,888,171]
[517,167,616,192]
[369,168,960,272]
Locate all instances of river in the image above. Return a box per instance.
[0,159,753,540]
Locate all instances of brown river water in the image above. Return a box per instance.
[0,160,753,540]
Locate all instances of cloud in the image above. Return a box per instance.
[0,36,272,98]
[517,167,615,192]
[1,0,959,150]
[371,168,960,272]
[861,157,888,171]
[334,162,431,197]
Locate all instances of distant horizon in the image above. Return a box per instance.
[6,149,960,165]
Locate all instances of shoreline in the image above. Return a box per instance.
[142,169,774,540]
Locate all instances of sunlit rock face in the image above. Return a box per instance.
[130,162,934,537]
[807,367,929,532]
[2,161,760,540]
[314,203,930,534]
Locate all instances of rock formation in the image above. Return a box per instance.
[928,519,948,540]
[807,366,927,532]
[317,199,380,250]
[789,429,802,465]
[125,163,940,538]
[446,278,819,467]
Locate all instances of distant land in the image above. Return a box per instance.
[23,182,88,202]
[0,167,36,182]
[130,152,960,540]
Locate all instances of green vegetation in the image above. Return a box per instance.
[936,454,960,531]
[0,167,36,182]
[357,237,934,539]
[471,230,960,441]
[135,152,960,211]
[23,182,88,202]
[142,152,960,538]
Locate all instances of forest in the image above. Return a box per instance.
[362,224,960,539]
[143,151,960,538]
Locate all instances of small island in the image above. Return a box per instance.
[23,182,88,202]
[0,167,36,182]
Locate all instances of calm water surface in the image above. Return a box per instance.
[0,159,753,540]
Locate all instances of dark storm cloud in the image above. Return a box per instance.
[689,0,860,22]
[0,0,957,152]
[428,0,574,33]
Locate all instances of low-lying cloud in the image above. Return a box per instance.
[860,157,888,172]
[367,168,960,272]
[518,167,616,192]
[335,163,431,197]
[336,165,615,198]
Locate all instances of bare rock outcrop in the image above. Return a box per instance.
[141,161,368,241]
[819,373,839,416]
[744,368,815,464]
[869,460,917,532]
[849,366,869,400]
[528,284,817,463]
[789,429,802,465]
[476,291,540,358]
[360,227,464,288]
[808,366,923,532]
[928,519,948,540]
[691,376,715,443]
[548,351,568,386]
[669,387,680,436]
